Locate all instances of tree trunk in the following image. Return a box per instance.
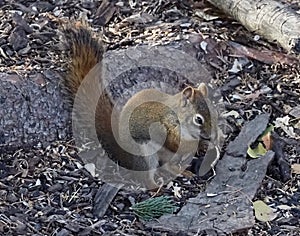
[207,0,300,53]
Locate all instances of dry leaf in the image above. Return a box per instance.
[253,200,277,222]
[200,41,208,54]
[274,116,299,139]
[84,163,96,177]
[172,185,182,198]
[247,143,267,158]
[228,59,242,73]
[194,10,219,21]
[291,164,300,174]
[277,205,292,210]
[259,125,274,150]
[222,110,240,118]
[261,132,272,150]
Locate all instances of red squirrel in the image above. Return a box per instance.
[62,23,215,189]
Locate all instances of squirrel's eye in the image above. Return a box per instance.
[193,114,204,126]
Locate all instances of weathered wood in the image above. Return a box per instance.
[147,113,274,234]
[207,0,300,53]
[93,183,123,218]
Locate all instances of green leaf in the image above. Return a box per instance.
[253,200,277,222]
[247,143,267,158]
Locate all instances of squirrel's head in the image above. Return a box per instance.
[178,83,215,141]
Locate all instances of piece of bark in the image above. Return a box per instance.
[206,0,300,53]
[271,132,291,182]
[226,113,270,156]
[228,41,300,65]
[94,0,116,26]
[93,183,123,218]
[147,113,274,234]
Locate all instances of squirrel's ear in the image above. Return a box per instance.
[198,83,208,97]
[181,86,195,105]
[182,87,195,100]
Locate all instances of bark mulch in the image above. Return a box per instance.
[0,0,299,235]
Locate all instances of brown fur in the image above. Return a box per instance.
[62,23,104,96]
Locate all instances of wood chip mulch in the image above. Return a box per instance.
[0,0,299,235]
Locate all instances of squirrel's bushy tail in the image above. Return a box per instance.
[62,23,104,96]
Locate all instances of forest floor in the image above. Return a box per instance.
[0,0,299,235]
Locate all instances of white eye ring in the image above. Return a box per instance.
[193,114,204,126]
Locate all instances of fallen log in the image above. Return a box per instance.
[206,0,300,53]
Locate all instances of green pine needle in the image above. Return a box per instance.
[131,196,177,221]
